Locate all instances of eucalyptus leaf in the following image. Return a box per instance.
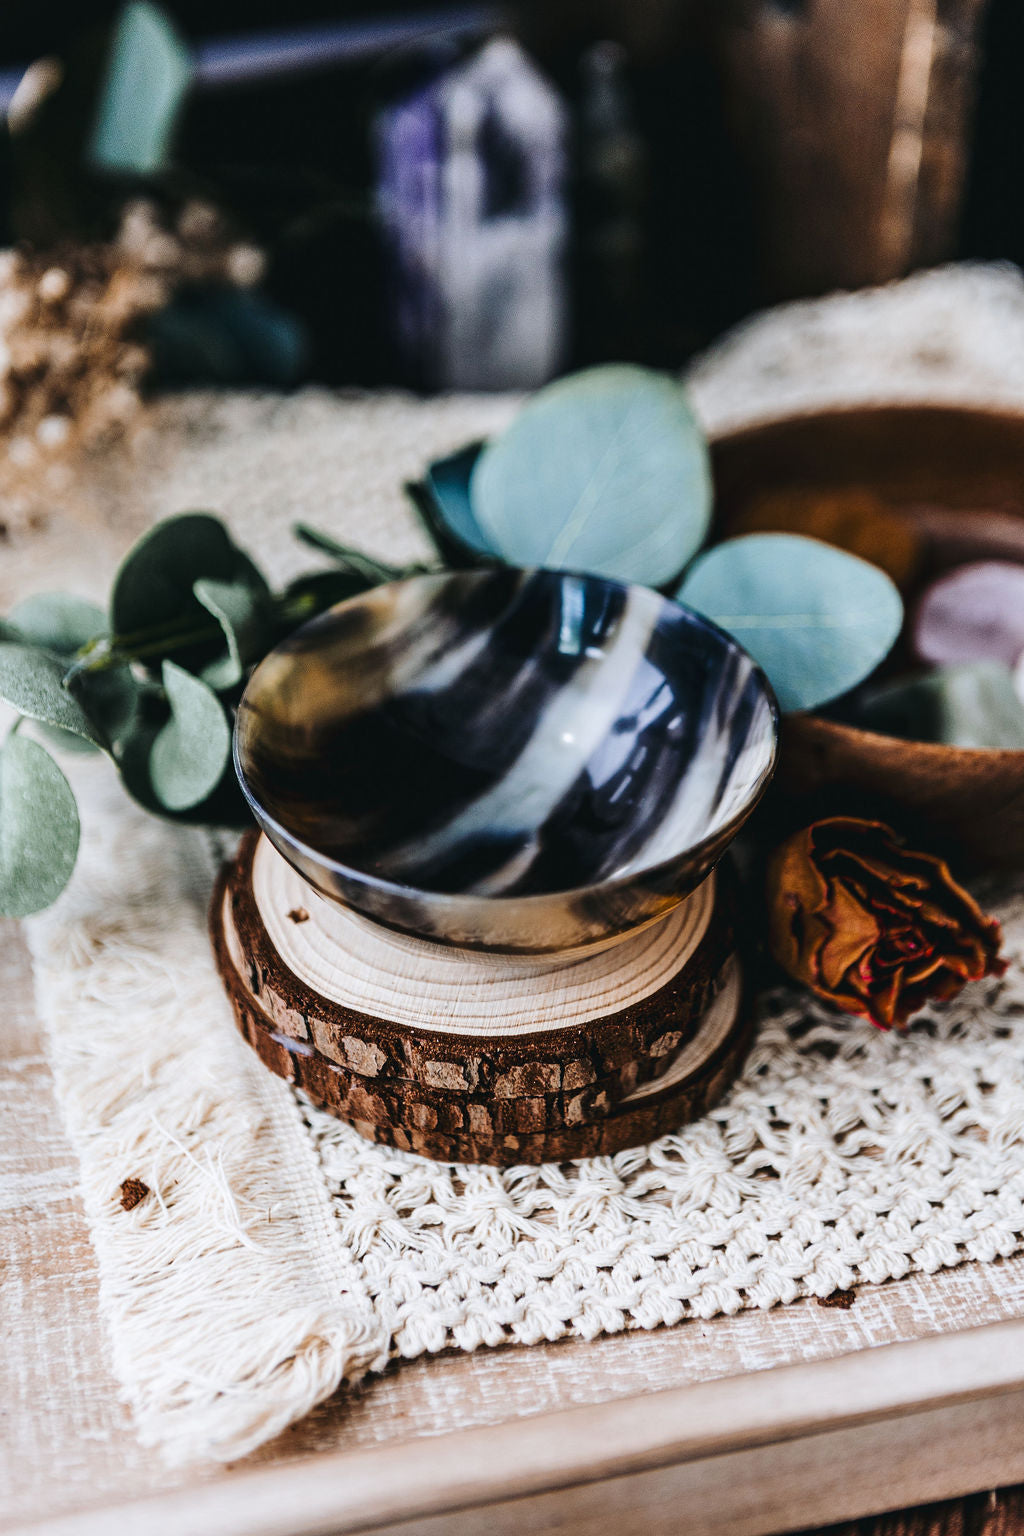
[0,644,107,748]
[194,577,271,690]
[676,533,904,713]
[0,733,80,918]
[36,722,103,757]
[410,443,493,563]
[118,716,247,825]
[88,1,191,175]
[7,593,106,653]
[73,665,142,755]
[110,513,270,674]
[852,662,1024,750]
[148,662,231,811]
[470,365,711,587]
[114,694,183,815]
[5,596,111,752]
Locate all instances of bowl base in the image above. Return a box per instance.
[210,833,751,1165]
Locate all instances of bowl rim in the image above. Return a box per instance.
[707,398,1024,451]
[232,567,780,911]
[785,709,1024,766]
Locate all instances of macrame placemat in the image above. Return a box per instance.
[24,262,1024,1466]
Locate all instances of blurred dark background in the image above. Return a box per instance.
[0,0,1019,393]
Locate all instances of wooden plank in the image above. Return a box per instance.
[0,921,204,1525]
[12,1317,1024,1536]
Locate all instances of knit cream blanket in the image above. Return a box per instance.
[26,264,1024,1464]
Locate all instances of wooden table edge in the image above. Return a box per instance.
[15,1313,1024,1536]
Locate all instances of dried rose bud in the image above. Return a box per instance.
[766,817,1005,1030]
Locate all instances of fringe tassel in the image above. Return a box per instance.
[26,767,388,1464]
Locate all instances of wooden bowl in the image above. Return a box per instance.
[711,404,1024,870]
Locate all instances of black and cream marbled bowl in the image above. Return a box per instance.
[234,568,778,952]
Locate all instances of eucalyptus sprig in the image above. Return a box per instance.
[2,364,909,921]
[410,364,906,713]
[0,514,427,918]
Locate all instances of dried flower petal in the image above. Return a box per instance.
[767,817,1005,1029]
[119,1177,150,1211]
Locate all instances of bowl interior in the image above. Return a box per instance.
[234,568,777,902]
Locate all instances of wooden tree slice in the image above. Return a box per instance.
[209,833,752,1162]
[214,878,740,1138]
[222,832,736,1103]
[214,885,750,1163]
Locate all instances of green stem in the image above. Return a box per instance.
[61,538,429,684]
[292,522,433,583]
[64,620,228,678]
[276,591,322,625]
[65,585,360,681]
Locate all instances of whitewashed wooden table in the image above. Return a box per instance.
[6,914,1024,1536]
[4,395,1024,1536]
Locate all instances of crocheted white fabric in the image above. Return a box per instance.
[312,932,1024,1349]
[25,262,1024,1464]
